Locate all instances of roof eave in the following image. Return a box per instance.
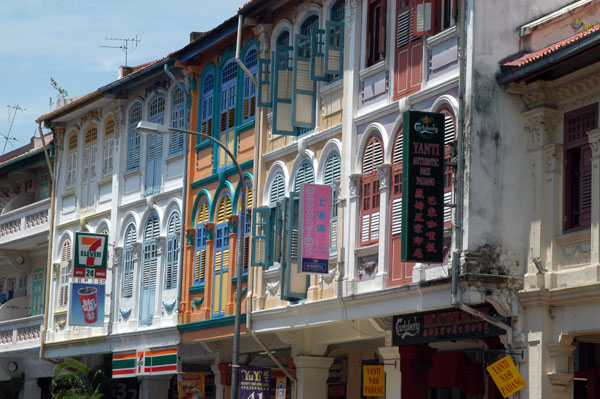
[98,57,174,94]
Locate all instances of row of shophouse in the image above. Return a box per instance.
[1,0,600,398]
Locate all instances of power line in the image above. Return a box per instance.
[4,105,25,155]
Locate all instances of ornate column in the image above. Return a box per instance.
[376,164,391,285]
[293,356,334,399]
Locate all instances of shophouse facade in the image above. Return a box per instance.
[0,134,54,397]
[498,1,600,397]
[174,16,257,399]
[38,56,188,398]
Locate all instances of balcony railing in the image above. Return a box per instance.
[0,198,50,242]
[0,314,43,352]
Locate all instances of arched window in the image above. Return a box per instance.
[170,86,185,154]
[58,239,71,308]
[165,211,181,290]
[213,194,232,317]
[81,126,98,209]
[323,152,341,252]
[331,0,345,22]
[293,15,320,135]
[441,109,456,227]
[242,182,253,272]
[140,213,159,325]
[127,104,142,170]
[66,133,78,188]
[360,135,383,246]
[269,173,285,207]
[146,96,165,195]
[242,46,258,124]
[194,200,209,286]
[218,60,238,169]
[200,72,215,145]
[293,160,315,192]
[103,118,115,177]
[122,224,136,298]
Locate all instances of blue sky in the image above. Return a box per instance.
[0,0,243,154]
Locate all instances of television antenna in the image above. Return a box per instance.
[3,105,25,154]
[99,35,141,67]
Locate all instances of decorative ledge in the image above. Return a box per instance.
[189,284,205,294]
[231,275,248,286]
[177,313,246,333]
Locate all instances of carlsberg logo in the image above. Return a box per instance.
[414,115,439,139]
[395,317,420,339]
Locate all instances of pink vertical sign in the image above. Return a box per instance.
[300,184,332,274]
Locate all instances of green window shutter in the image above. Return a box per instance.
[257,57,272,107]
[281,192,309,301]
[310,29,327,81]
[292,34,316,129]
[251,207,271,267]
[272,201,284,265]
[273,46,295,135]
[325,20,344,76]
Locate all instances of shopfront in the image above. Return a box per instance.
[392,304,512,399]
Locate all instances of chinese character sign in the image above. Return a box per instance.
[74,232,108,279]
[239,366,271,399]
[299,184,332,274]
[69,283,105,327]
[401,110,445,263]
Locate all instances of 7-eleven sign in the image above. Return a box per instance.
[74,232,108,279]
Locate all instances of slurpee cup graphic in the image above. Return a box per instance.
[78,286,98,324]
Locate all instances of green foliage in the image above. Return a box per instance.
[50,78,68,99]
[572,18,595,32]
[51,357,107,399]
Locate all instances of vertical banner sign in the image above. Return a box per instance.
[69,283,105,326]
[239,366,271,399]
[74,232,108,278]
[275,377,287,399]
[487,356,526,398]
[362,364,385,398]
[178,372,206,399]
[401,110,445,263]
[299,184,332,274]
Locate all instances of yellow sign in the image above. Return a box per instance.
[178,372,205,399]
[487,356,526,398]
[362,364,385,397]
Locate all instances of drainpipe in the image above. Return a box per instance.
[38,121,59,366]
[163,64,189,318]
[235,14,258,86]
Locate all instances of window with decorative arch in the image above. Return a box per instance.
[218,59,238,169]
[360,135,383,246]
[82,126,98,209]
[293,160,315,192]
[127,103,143,170]
[165,211,181,290]
[103,117,115,177]
[200,71,215,145]
[66,133,78,189]
[58,239,71,308]
[323,152,341,253]
[146,96,165,195]
[140,213,160,325]
[213,193,232,317]
[122,223,136,298]
[194,200,210,286]
[242,46,258,124]
[170,86,185,155]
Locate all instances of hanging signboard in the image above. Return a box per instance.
[392,304,511,346]
[275,377,287,399]
[239,366,271,399]
[401,110,445,263]
[487,356,526,398]
[74,232,108,279]
[362,364,385,398]
[178,372,206,399]
[69,283,105,327]
[299,184,332,274]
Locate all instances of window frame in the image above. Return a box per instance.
[242,45,258,125]
[217,59,238,170]
[212,193,232,317]
[366,0,387,68]
[194,200,210,286]
[103,118,115,177]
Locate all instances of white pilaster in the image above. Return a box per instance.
[378,346,400,399]
[293,356,334,399]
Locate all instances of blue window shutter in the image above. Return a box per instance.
[311,29,328,81]
[153,134,163,194]
[251,207,271,267]
[257,58,272,107]
[292,34,316,129]
[272,46,295,135]
[325,20,344,76]
[281,192,309,301]
[242,46,258,124]
[170,86,185,154]
[145,134,155,196]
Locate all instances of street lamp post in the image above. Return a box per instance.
[136,121,246,399]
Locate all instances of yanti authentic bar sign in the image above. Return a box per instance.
[299,184,332,274]
[401,110,445,263]
[74,232,108,279]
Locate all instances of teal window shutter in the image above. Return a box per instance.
[251,207,271,267]
[325,20,344,76]
[257,57,272,107]
[311,29,327,81]
[272,200,284,265]
[242,46,258,124]
[291,34,316,129]
[281,192,309,301]
[272,45,295,135]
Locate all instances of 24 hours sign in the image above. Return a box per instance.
[74,232,108,279]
